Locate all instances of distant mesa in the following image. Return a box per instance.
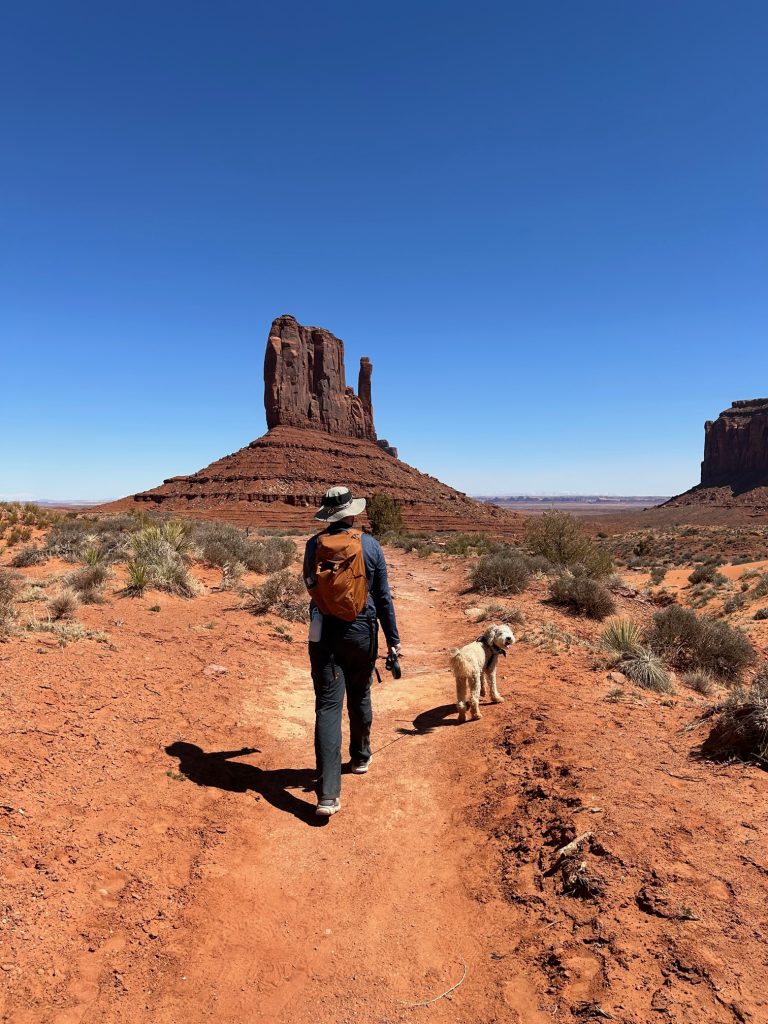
[98,314,517,532]
[665,398,768,510]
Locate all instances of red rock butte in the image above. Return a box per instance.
[99,314,520,533]
[664,398,768,513]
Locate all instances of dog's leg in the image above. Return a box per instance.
[456,673,468,723]
[469,671,482,720]
[488,662,504,704]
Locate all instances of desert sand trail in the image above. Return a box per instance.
[3,545,767,1024]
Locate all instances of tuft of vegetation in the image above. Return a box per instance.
[682,670,716,696]
[0,569,20,637]
[699,678,768,764]
[367,494,404,538]
[245,570,308,622]
[10,545,45,568]
[67,563,110,604]
[48,589,80,621]
[601,617,643,657]
[549,572,616,620]
[443,532,497,556]
[648,605,755,681]
[525,511,612,578]
[471,547,534,595]
[621,648,673,694]
[192,522,294,573]
[753,574,768,598]
[688,561,726,586]
[474,603,525,626]
[754,608,768,621]
[124,560,150,596]
[126,522,201,597]
[649,566,667,586]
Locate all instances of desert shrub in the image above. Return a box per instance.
[49,589,80,620]
[699,681,768,764]
[754,608,768,621]
[219,561,245,591]
[44,519,91,561]
[526,511,612,578]
[11,545,45,568]
[246,570,308,622]
[622,648,673,693]
[650,566,667,586]
[753,574,768,598]
[250,536,295,573]
[682,670,716,696]
[476,603,525,626]
[196,523,295,574]
[648,606,755,681]
[549,572,615,620]
[0,569,20,635]
[723,593,747,615]
[367,494,403,538]
[688,561,726,586]
[129,523,200,596]
[67,564,110,603]
[601,617,642,657]
[4,525,32,547]
[443,532,497,556]
[471,547,534,595]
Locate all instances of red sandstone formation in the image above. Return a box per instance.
[264,315,376,441]
[99,315,518,533]
[665,398,768,512]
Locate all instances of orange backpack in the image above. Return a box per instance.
[309,529,368,622]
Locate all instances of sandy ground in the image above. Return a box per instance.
[1,547,767,1023]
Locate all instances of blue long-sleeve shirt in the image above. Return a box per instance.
[303,525,401,647]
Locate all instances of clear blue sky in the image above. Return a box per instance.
[2,1,766,500]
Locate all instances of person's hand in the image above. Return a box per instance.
[389,644,402,657]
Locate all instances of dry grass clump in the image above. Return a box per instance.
[549,572,615,620]
[698,673,768,765]
[67,563,111,604]
[621,648,673,693]
[682,670,716,696]
[754,608,768,621]
[475,602,525,626]
[443,532,498,556]
[525,511,612,578]
[753,574,768,598]
[48,589,80,620]
[648,605,755,681]
[471,546,534,595]
[0,569,20,638]
[0,501,60,529]
[688,561,727,586]
[245,570,308,622]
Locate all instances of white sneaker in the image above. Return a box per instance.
[351,756,372,775]
[315,798,341,817]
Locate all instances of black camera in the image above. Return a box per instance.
[385,652,402,679]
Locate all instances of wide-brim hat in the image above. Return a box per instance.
[315,486,367,523]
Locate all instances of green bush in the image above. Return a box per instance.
[648,605,755,681]
[753,574,768,598]
[688,562,727,587]
[443,532,497,556]
[247,570,308,622]
[126,523,200,597]
[367,494,404,538]
[549,572,616,620]
[650,566,667,586]
[525,511,612,578]
[471,547,534,595]
[193,522,294,574]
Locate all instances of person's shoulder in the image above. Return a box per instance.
[360,531,384,557]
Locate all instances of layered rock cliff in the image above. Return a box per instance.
[701,399,768,490]
[264,315,376,441]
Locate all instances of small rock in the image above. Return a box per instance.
[203,664,228,677]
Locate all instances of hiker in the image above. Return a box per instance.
[304,486,401,818]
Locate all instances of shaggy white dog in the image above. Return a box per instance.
[450,624,516,723]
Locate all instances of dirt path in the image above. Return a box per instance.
[2,546,767,1023]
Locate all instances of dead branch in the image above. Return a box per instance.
[402,957,468,1008]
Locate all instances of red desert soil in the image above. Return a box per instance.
[1,547,767,1024]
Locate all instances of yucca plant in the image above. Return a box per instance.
[83,542,105,566]
[160,519,193,558]
[622,647,673,694]
[601,617,643,657]
[124,560,149,596]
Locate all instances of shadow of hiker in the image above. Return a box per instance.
[165,742,323,826]
[396,703,460,736]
